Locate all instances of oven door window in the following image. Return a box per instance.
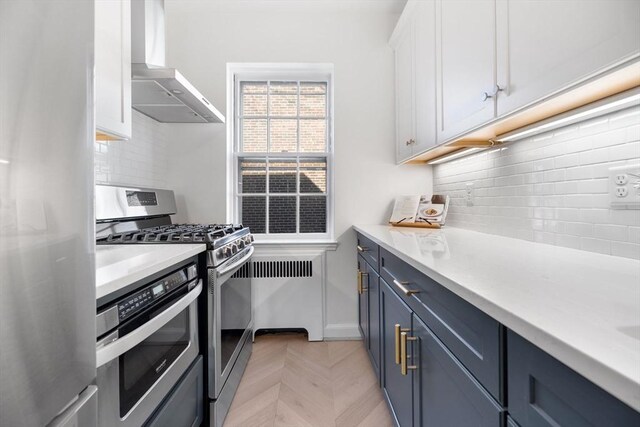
[119,307,190,417]
[220,276,251,374]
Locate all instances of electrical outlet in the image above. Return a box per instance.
[609,164,640,209]
[465,182,474,207]
[615,174,628,185]
[616,186,628,198]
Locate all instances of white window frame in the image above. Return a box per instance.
[226,63,335,243]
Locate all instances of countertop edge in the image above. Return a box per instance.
[96,244,207,300]
[353,224,640,412]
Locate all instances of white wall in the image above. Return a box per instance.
[95,110,170,189]
[163,0,431,337]
[434,106,640,259]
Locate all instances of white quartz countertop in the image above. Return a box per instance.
[353,224,640,412]
[96,244,207,300]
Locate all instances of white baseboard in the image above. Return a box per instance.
[324,323,362,340]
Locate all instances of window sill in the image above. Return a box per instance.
[252,240,339,251]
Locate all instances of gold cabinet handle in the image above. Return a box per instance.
[400,332,418,375]
[395,324,401,364]
[357,245,369,253]
[394,323,410,365]
[393,279,420,296]
[357,270,362,294]
[361,272,368,293]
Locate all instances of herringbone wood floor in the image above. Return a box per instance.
[223,333,394,427]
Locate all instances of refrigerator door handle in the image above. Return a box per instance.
[96,280,202,367]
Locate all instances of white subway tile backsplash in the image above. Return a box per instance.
[433,107,640,260]
[94,111,169,189]
[610,241,640,259]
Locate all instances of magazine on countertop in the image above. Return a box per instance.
[389,194,450,226]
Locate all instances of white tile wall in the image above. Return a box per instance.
[94,111,169,189]
[433,106,640,260]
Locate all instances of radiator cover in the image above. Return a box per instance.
[248,250,324,341]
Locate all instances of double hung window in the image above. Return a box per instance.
[231,68,333,240]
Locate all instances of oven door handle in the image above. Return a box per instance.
[217,246,254,277]
[96,279,202,368]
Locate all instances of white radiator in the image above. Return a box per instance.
[240,249,325,341]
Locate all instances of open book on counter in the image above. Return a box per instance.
[389,194,450,228]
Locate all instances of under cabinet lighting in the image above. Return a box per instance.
[0,158,9,165]
[427,147,483,165]
[496,88,640,142]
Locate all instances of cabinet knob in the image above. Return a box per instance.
[481,91,493,102]
[409,139,415,145]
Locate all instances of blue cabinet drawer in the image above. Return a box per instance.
[356,232,379,272]
[508,331,640,427]
[380,248,503,403]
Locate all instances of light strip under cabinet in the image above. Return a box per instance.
[427,147,484,165]
[495,87,640,142]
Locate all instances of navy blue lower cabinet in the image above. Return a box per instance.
[381,278,413,427]
[357,232,380,272]
[367,265,381,382]
[412,314,504,427]
[380,248,503,402]
[357,255,369,348]
[508,330,640,427]
[507,415,521,427]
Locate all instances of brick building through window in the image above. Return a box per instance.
[229,66,333,240]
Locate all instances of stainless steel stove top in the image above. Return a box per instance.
[95,185,254,268]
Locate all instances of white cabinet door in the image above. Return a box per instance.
[412,0,438,157]
[393,16,416,163]
[496,0,640,117]
[436,0,496,144]
[96,0,132,140]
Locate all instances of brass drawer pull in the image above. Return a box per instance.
[394,323,410,365]
[357,270,369,294]
[400,332,418,375]
[357,245,369,253]
[393,279,420,296]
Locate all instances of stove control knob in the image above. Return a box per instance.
[230,243,238,255]
[222,246,232,257]
[248,235,254,242]
[237,240,245,249]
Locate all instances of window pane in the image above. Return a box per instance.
[300,82,326,95]
[241,82,267,116]
[300,196,326,233]
[239,158,266,193]
[269,82,297,117]
[300,93,325,117]
[268,159,296,193]
[270,119,297,152]
[269,196,296,234]
[241,196,266,234]
[241,119,267,152]
[299,119,326,152]
[299,158,326,193]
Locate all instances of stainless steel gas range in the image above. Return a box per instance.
[96,184,254,427]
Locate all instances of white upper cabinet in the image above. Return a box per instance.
[435,0,497,144]
[496,0,640,117]
[391,0,438,163]
[96,0,132,140]
[392,16,416,163]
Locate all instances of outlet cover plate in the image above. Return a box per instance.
[609,164,640,209]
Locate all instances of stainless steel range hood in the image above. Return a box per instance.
[131,0,224,123]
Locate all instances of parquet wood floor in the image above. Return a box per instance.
[223,333,394,427]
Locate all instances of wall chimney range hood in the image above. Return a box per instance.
[131,0,224,123]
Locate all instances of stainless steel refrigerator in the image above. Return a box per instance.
[0,1,97,426]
